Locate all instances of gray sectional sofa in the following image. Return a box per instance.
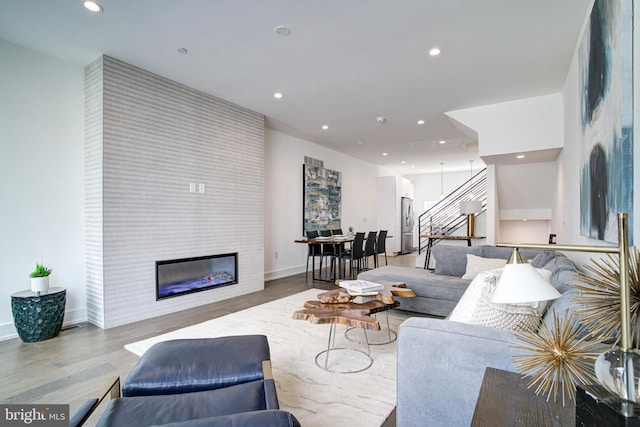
[358,244,558,317]
[358,245,582,426]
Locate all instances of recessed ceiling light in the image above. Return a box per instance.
[417,120,425,125]
[382,153,388,156]
[83,1,103,12]
[411,165,415,168]
[439,140,446,144]
[275,26,291,36]
[321,125,329,130]
[401,161,406,164]
[177,47,188,54]
[273,92,283,99]
[517,154,526,159]
[429,47,441,56]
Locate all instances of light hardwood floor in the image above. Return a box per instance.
[0,252,418,424]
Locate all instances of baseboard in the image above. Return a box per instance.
[0,323,17,342]
[0,307,88,342]
[264,265,305,281]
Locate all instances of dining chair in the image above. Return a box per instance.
[363,231,377,270]
[305,230,321,281]
[319,230,336,278]
[375,230,388,267]
[331,228,347,272]
[345,232,365,278]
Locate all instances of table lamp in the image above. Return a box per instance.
[496,213,639,418]
[459,200,482,237]
[491,248,561,305]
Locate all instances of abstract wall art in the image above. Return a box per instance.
[579,0,634,244]
[303,164,341,234]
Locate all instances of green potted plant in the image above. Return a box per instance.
[29,262,52,293]
[348,226,354,236]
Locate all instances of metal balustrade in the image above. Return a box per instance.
[418,168,487,254]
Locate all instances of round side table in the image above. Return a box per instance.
[11,287,66,343]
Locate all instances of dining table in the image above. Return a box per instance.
[294,235,354,282]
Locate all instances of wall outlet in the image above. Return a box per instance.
[198,183,205,193]
[189,183,196,193]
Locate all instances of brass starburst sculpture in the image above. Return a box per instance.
[574,247,640,347]
[512,311,607,405]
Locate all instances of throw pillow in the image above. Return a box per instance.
[432,245,483,277]
[450,268,553,332]
[461,254,507,280]
[448,270,496,323]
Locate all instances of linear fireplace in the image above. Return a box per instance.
[156,253,238,300]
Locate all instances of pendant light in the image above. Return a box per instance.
[439,163,445,200]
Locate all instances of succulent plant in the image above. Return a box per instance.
[29,262,52,278]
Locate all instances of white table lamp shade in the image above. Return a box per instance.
[460,200,482,215]
[492,263,561,304]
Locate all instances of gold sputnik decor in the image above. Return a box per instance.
[500,214,640,416]
[512,311,607,406]
[574,247,640,347]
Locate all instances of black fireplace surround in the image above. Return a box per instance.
[156,253,238,300]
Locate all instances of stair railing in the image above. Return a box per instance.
[418,168,487,254]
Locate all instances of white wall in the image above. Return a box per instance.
[445,95,565,244]
[500,220,551,244]
[85,57,266,329]
[264,128,390,280]
[446,94,563,158]
[409,170,476,215]
[554,0,640,268]
[0,40,86,339]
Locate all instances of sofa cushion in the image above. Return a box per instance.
[530,251,560,268]
[461,255,506,280]
[538,256,579,294]
[122,336,271,397]
[432,245,483,277]
[481,246,547,262]
[357,266,470,301]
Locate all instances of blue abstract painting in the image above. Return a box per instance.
[579,0,633,244]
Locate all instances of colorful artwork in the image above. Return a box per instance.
[303,164,341,233]
[579,0,633,244]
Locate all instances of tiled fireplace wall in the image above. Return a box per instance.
[85,56,265,328]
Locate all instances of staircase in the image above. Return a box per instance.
[418,168,487,255]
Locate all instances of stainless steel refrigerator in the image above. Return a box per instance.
[400,197,414,254]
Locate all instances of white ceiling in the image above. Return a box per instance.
[0,0,591,174]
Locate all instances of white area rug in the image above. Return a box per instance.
[125,289,413,427]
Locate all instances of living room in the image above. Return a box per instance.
[1,0,639,425]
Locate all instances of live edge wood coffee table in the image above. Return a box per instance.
[292,281,415,373]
